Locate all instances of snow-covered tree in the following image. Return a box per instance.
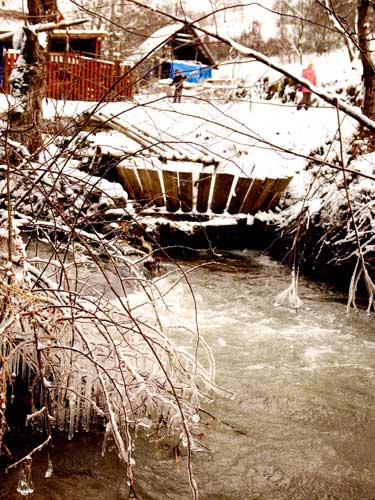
[272,0,342,62]
[357,0,375,122]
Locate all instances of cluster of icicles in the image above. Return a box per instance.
[0,221,221,496]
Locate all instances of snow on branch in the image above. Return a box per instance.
[0,139,225,499]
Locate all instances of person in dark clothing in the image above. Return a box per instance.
[170,70,186,103]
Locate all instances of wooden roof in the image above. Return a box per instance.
[128,23,217,68]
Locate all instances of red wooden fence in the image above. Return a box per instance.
[2,51,133,101]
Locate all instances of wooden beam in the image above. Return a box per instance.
[264,176,292,211]
[250,178,278,214]
[117,166,143,200]
[211,173,234,214]
[137,168,154,203]
[162,170,180,212]
[227,177,252,214]
[178,171,193,212]
[196,172,212,213]
[240,178,264,213]
[147,169,165,207]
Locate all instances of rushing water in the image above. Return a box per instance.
[2,249,375,500]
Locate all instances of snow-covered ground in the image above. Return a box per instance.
[0,49,364,202]
[1,88,356,176]
[214,49,362,87]
[70,97,356,178]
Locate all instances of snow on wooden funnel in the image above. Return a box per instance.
[90,108,293,216]
[117,163,292,215]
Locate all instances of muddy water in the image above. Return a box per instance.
[2,250,375,500]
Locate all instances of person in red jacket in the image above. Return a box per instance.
[297,62,317,110]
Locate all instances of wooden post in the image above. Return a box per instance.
[240,178,264,214]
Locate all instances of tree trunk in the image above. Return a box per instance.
[9,28,46,154]
[28,0,58,23]
[8,0,58,154]
[357,0,375,120]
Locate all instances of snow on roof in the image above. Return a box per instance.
[51,29,109,38]
[0,14,25,33]
[127,23,185,64]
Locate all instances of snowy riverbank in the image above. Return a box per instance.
[1,49,374,306]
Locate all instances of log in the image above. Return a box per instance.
[264,176,293,211]
[147,169,165,207]
[251,178,278,214]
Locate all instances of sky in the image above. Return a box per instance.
[154,0,277,39]
[2,0,277,40]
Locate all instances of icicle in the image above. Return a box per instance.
[101,422,111,456]
[68,394,76,440]
[135,417,153,438]
[16,459,34,496]
[180,431,189,448]
[83,367,93,432]
[346,257,361,313]
[45,456,53,478]
[191,412,200,424]
[16,351,21,377]
[21,351,27,382]
[273,269,303,310]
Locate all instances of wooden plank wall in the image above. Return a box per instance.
[162,171,180,212]
[211,173,234,214]
[117,165,292,216]
[2,52,133,101]
[178,172,193,212]
[196,173,212,213]
[227,177,252,214]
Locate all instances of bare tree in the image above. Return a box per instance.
[0,137,224,498]
[27,0,59,24]
[357,0,375,121]
[321,0,356,61]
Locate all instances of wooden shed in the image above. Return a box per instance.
[0,16,133,101]
[127,23,217,82]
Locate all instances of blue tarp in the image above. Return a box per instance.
[170,61,212,83]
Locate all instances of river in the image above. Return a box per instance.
[1,249,375,500]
